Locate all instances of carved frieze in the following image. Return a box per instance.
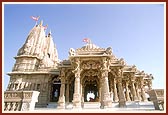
[110,68,123,77]
[82,70,100,78]
[81,61,101,70]
[23,92,33,98]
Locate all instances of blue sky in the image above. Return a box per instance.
[3,3,165,90]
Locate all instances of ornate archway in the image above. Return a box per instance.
[81,69,100,102]
[84,80,99,102]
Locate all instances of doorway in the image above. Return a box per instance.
[84,81,99,102]
[50,76,61,102]
[51,83,61,102]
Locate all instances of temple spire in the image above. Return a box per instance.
[40,20,43,26]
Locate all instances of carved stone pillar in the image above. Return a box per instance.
[58,69,66,109]
[31,83,35,90]
[10,83,14,91]
[16,83,21,90]
[24,82,29,90]
[11,102,16,111]
[21,82,25,90]
[73,74,81,108]
[28,82,31,90]
[66,83,69,103]
[125,81,131,101]
[98,83,100,100]
[100,77,104,108]
[148,80,152,90]
[131,78,138,101]
[140,79,147,101]
[117,77,126,107]
[135,83,141,101]
[113,78,119,102]
[34,83,37,91]
[110,80,113,102]
[72,58,81,109]
[81,84,84,108]
[6,82,12,91]
[82,85,85,100]
[58,78,65,109]
[101,70,112,108]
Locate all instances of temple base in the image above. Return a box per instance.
[73,93,81,108]
[57,96,65,109]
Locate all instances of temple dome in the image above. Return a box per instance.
[81,43,100,50]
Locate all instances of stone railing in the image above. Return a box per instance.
[4,91,40,111]
[148,89,164,110]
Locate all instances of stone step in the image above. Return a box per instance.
[47,102,58,108]
[83,102,100,109]
[46,101,155,110]
[125,101,154,109]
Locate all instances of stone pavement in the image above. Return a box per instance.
[32,102,165,113]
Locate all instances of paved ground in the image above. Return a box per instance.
[32,102,165,113]
[33,108,164,113]
[4,102,164,113]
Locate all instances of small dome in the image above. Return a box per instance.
[82,43,99,50]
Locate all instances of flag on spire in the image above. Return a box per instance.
[83,38,90,43]
[31,16,40,21]
[43,25,48,30]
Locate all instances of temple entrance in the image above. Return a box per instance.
[81,69,100,103]
[84,80,99,102]
[51,83,61,102]
[50,76,61,102]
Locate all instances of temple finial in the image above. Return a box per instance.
[40,20,43,26]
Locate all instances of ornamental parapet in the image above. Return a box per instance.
[4,91,40,111]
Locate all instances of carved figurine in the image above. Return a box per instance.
[69,48,76,56]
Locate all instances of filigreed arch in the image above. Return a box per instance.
[80,69,100,102]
